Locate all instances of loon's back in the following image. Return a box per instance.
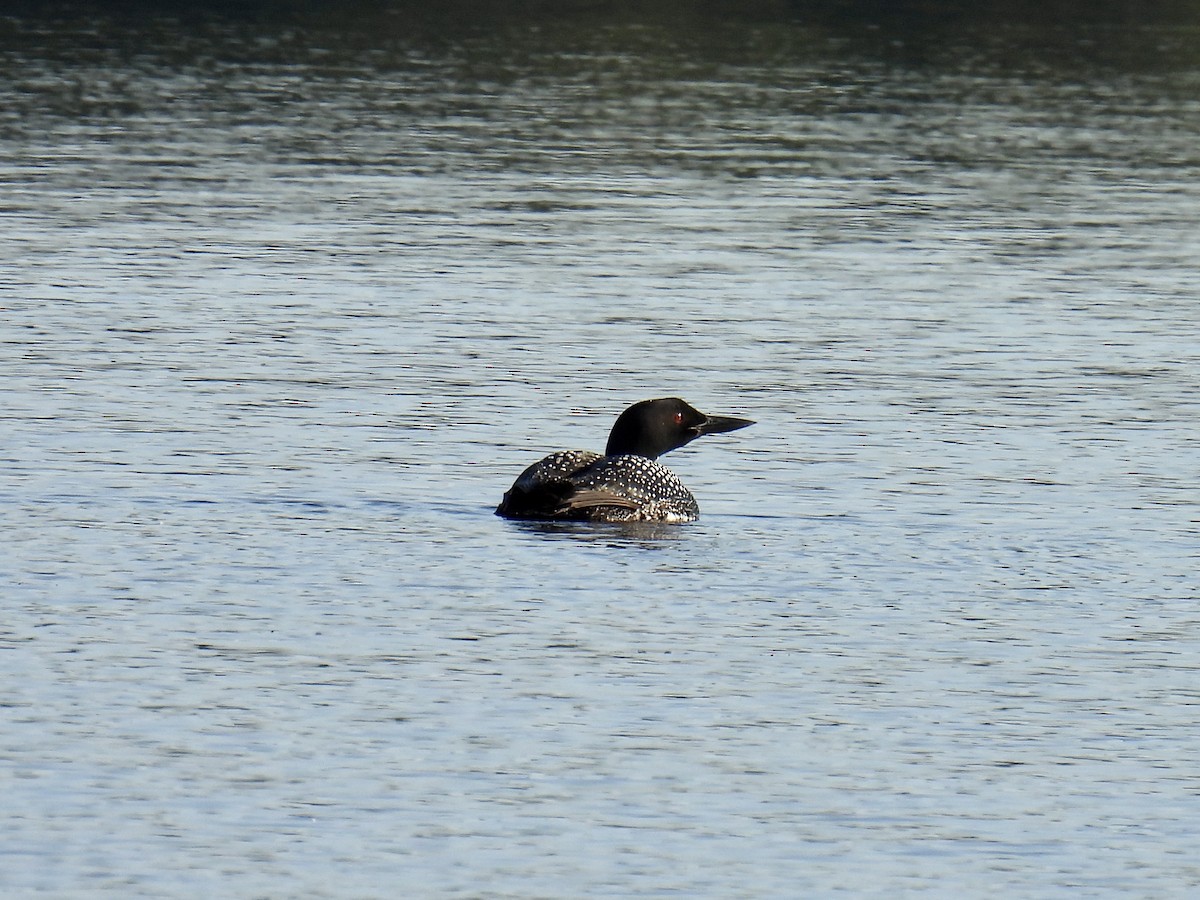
[494,398,754,524]
[495,451,700,523]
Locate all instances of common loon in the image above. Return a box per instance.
[495,397,754,523]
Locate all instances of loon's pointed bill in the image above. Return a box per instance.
[496,397,754,524]
[693,413,754,438]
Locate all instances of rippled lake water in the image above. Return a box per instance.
[3,2,1199,895]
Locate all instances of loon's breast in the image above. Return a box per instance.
[495,451,699,523]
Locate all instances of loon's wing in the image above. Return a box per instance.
[497,451,697,523]
[555,490,640,513]
[555,455,700,523]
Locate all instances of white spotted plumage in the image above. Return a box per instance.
[566,455,700,523]
[496,450,699,523]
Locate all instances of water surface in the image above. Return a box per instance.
[3,2,1199,896]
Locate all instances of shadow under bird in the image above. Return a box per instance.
[495,397,754,523]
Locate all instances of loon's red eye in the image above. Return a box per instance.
[674,412,684,425]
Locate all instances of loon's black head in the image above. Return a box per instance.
[604,398,754,460]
